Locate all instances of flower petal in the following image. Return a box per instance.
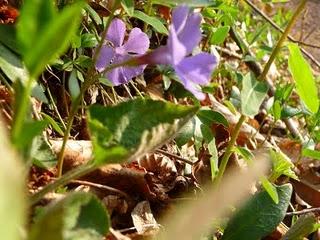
[177,13,202,54]
[95,45,114,72]
[174,52,218,99]
[123,64,146,81]
[122,28,150,54]
[167,26,187,65]
[106,18,126,47]
[107,67,126,86]
[172,5,189,34]
[106,54,146,86]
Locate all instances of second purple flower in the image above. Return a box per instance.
[95,19,150,86]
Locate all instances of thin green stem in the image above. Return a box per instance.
[56,75,94,177]
[214,115,246,186]
[214,0,307,186]
[259,0,307,81]
[55,0,122,177]
[11,77,34,144]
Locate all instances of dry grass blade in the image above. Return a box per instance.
[157,152,270,240]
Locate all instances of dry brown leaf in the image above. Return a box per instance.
[291,179,320,207]
[131,201,159,235]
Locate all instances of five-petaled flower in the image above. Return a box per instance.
[95,18,150,86]
[141,5,218,100]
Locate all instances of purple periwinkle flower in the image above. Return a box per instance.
[95,19,150,86]
[143,5,218,100]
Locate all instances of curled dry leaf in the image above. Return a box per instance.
[138,153,177,179]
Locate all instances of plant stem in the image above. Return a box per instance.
[214,115,246,186]
[11,77,34,144]
[30,163,95,205]
[55,0,121,177]
[259,0,307,81]
[214,0,307,186]
[56,75,95,177]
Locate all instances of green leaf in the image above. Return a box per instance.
[208,138,218,181]
[241,72,269,117]
[260,177,279,204]
[17,0,56,52]
[288,43,319,114]
[282,214,319,240]
[302,148,320,161]
[269,149,298,181]
[31,136,57,169]
[80,33,98,48]
[133,10,168,35]
[121,0,134,16]
[68,69,81,100]
[221,184,293,240]
[0,123,26,240]
[151,0,215,7]
[0,25,20,54]
[210,26,230,45]
[0,43,28,82]
[88,98,198,165]
[20,1,85,78]
[41,113,65,136]
[175,118,196,147]
[28,192,109,240]
[15,120,48,150]
[197,108,229,128]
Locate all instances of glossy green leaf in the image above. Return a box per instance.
[0,43,28,82]
[0,25,20,54]
[241,72,269,117]
[80,33,98,48]
[88,98,198,165]
[31,136,57,169]
[197,108,229,127]
[175,118,196,147]
[302,148,320,161]
[68,69,80,100]
[19,1,85,78]
[28,192,109,240]
[288,43,319,113]
[0,123,26,240]
[133,10,168,35]
[121,0,134,16]
[210,26,230,45]
[222,184,293,240]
